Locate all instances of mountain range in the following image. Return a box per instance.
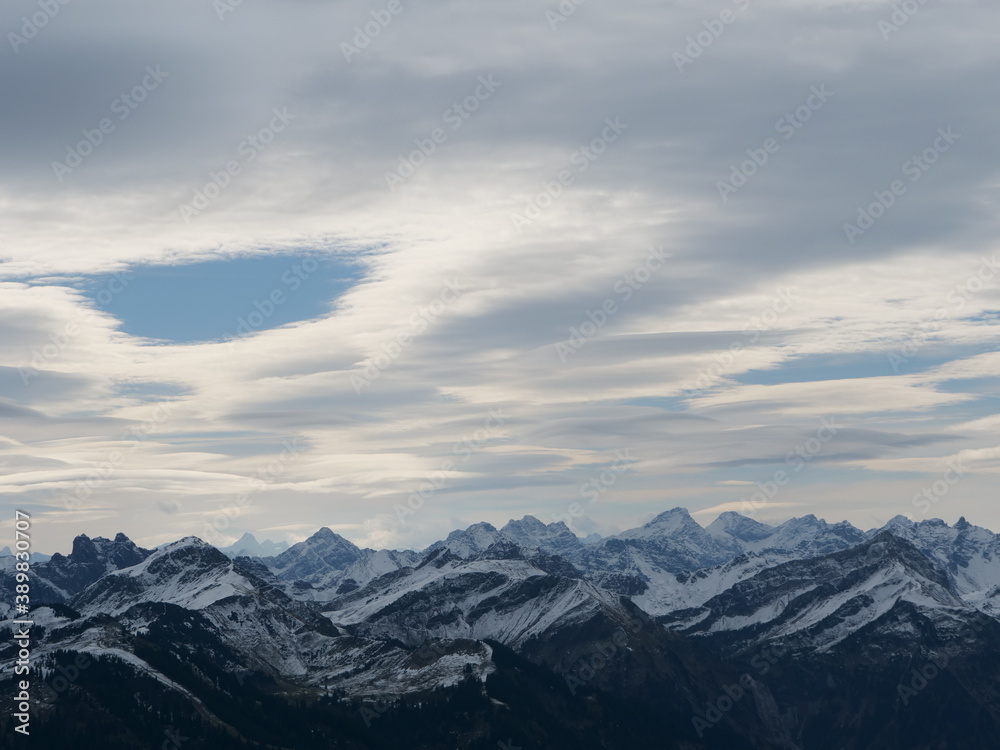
[4,508,1000,749]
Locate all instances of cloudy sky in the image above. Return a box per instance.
[2,0,999,554]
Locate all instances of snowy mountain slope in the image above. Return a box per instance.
[566,509,873,618]
[11,509,1000,750]
[255,527,424,603]
[630,551,800,618]
[49,540,488,698]
[665,532,970,654]
[424,521,504,558]
[740,514,866,557]
[277,547,425,602]
[1,599,786,750]
[705,512,776,543]
[560,508,745,604]
[871,515,1000,615]
[319,540,794,746]
[5,600,491,709]
[577,508,865,585]
[499,516,585,561]
[324,545,623,649]
[72,537,270,616]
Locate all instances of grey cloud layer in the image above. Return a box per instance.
[1,0,999,552]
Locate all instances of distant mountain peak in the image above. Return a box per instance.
[706,512,775,542]
[463,521,499,534]
[615,507,703,542]
[652,506,695,521]
[217,531,290,559]
[268,526,363,581]
[509,514,546,529]
[643,507,698,532]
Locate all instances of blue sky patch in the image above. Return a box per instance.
[619,396,690,411]
[733,351,964,386]
[82,252,362,343]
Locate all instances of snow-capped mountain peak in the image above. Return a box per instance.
[867,515,1000,615]
[499,515,584,560]
[705,511,775,542]
[72,536,260,615]
[219,532,290,558]
[425,521,502,559]
[267,527,363,581]
[666,531,970,654]
[620,507,702,539]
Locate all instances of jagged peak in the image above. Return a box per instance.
[652,506,695,520]
[714,511,744,522]
[501,516,580,547]
[295,527,360,550]
[63,532,143,558]
[645,507,699,530]
[548,520,575,534]
[707,512,774,541]
[616,507,705,542]
[514,514,546,526]
[71,534,95,554]
[502,515,547,532]
[158,536,215,552]
[466,521,499,533]
[133,537,231,573]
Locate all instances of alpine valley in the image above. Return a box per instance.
[4,508,1000,750]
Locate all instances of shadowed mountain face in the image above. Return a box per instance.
[0,532,152,608]
[4,510,1000,749]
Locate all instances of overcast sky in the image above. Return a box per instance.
[2,0,999,554]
